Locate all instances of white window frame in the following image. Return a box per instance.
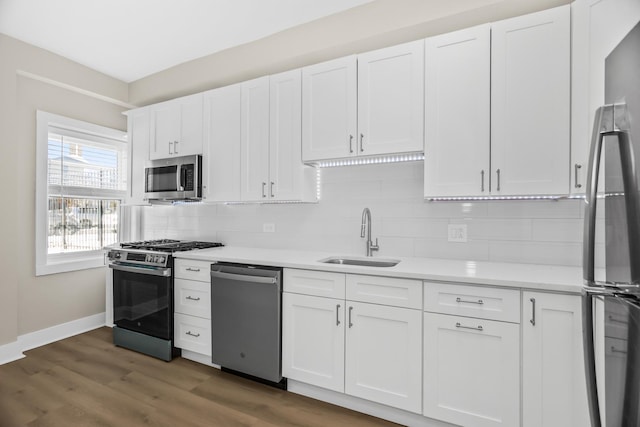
[36,111,127,276]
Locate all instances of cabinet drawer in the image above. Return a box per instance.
[174,313,211,356]
[175,278,211,319]
[347,275,422,309]
[284,269,345,299]
[175,259,211,282]
[424,282,520,323]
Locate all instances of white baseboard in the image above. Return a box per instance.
[0,312,105,365]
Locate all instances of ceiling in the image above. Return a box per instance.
[0,0,372,83]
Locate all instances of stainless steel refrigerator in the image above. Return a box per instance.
[583,21,640,427]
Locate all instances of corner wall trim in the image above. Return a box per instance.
[16,70,137,109]
[0,312,106,365]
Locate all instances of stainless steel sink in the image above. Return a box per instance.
[318,256,400,268]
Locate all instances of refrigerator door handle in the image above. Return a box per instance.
[582,291,601,427]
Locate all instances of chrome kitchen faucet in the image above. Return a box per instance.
[360,207,379,257]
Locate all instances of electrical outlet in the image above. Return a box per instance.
[448,224,468,243]
[263,223,276,233]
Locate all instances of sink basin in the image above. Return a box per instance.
[318,256,400,268]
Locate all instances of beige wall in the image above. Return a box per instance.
[0,34,128,344]
[129,0,570,106]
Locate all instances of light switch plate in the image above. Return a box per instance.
[448,224,468,243]
[263,223,276,233]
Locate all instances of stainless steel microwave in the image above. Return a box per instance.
[144,155,202,201]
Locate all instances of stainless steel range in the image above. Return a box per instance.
[107,239,223,361]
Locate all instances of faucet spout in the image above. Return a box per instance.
[360,208,379,257]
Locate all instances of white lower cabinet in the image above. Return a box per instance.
[282,293,345,392]
[422,312,520,426]
[345,301,422,413]
[522,292,590,427]
[173,259,212,357]
[282,269,422,413]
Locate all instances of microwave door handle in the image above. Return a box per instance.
[180,165,186,191]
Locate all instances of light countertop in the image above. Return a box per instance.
[174,246,593,294]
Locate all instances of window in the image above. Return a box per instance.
[36,111,127,275]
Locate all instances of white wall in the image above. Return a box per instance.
[141,162,603,267]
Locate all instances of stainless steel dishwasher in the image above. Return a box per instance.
[210,262,284,386]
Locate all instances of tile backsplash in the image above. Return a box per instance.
[139,161,603,267]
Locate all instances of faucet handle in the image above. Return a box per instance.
[371,238,380,252]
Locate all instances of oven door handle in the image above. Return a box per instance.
[210,270,277,285]
[109,263,172,277]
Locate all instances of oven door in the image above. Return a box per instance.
[111,264,172,340]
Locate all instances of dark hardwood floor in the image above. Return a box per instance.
[0,327,400,426]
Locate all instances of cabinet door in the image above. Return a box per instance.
[126,107,150,204]
[345,302,422,413]
[357,40,424,156]
[282,293,345,392]
[203,84,241,202]
[491,5,570,196]
[175,93,204,157]
[241,76,270,201]
[424,24,490,198]
[302,56,357,161]
[571,0,640,193]
[423,312,520,427]
[522,292,590,427]
[149,101,177,160]
[269,69,303,201]
[149,94,203,160]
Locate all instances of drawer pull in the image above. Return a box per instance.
[456,322,483,331]
[186,268,201,272]
[186,331,200,338]
[348,306,354,328]
[186,296,200,301]
[456,297,484,305]
[611,345,627,355]
[608,315,628,324]
[336,304,341,326]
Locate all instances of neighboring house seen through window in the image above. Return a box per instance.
[36,111,127,275]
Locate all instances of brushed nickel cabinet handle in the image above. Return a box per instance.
[169,141,173,154]
[174,140,179,153]
[456,297,484,305]
[186,296,200,301]
[530,298,536,326]
[186,267,200,272]
[262,182,266,198]
[455,322,483,331]
[481,170,485,192]
[270,181,275,198]
[186,331,200,337]
[496,169,501,191]
[359,133,364,152]
[349,135,354,154]
[336,304,341,326]
[348,306,353,328]
[575,164,583,188]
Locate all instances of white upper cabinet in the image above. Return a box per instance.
[357,40,424,156]
[241,76,271,201]
[302,56,357,161]
[302,41,424,162]
[242,70,317,202]
[424,24,491,198]
[149,93,204,160]
[203,84,241,202]
[571,0,640,193]
[491,5,570,196]
[125,107,151,205]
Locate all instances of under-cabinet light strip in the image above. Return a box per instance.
[315,153,424,168]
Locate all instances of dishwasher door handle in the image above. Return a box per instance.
[210,270,277,284]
